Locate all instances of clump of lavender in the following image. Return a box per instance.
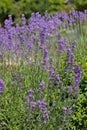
[67,63,82,98]
[25,88,49,126]
[36,99,49,125]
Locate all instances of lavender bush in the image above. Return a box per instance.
[0,9,86,130]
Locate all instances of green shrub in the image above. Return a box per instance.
[71,63,87,130]
[74,0,87,11]
[48,0,64,15]
[0,0,13,23]
[0,0,65,24]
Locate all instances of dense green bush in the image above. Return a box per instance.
[47,0,64,15]
[74,0,87,11]
[71,62,87,130]
[0,0,64,24]
[0,0,13,23]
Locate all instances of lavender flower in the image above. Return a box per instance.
[28,88,34,99]
[62,107,67,121]
[58,38,65,53]
[26,96,30,108]
[26,40,32,52]
[48,70,56,81]
[72,63,82,99]
[55,74,60,85]
[79,11,86,21]
[26,88,34,108]
[68,86,73,95]
[40,46,48,71]
[72,40,77,51]
[68,107,72,116]
[43,110,49,124]
[0,79,5,93]
[0,52,2,57]
[70,8,76,16]
[31,101,37,109]
[49,56,53,65]
[21,14,26,25]
[26,56,31,62]
[38,81,45,94]
[65,44,75,71]
[61,11,68,21]
[73,62,82,75]
[40,27,47,44]
[37,99,47,112]
[58,31,61,39]
[8,15,12,25]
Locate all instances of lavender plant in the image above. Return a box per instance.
[0,9,86,130]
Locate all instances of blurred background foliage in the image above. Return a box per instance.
[74,0,87,11]
[0,0,87,24]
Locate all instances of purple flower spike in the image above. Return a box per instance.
[63,107,67,111]
[21,14,26,25]
[31,101,37,109]
[0,52,2,57]
[72,63,82,99]
[43,110,49,124]
[28,88,34,99]
[28,88,33,94]
[56,74,60,85]
[72,40,77,51]
[50,56,53,65]
[70,8,76,16]
[58,38,65,53]
[26,88,34,108]
[0,79,5,93]
[40,27,47,44]
[38,81,45,94]
[62,107,67,121]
